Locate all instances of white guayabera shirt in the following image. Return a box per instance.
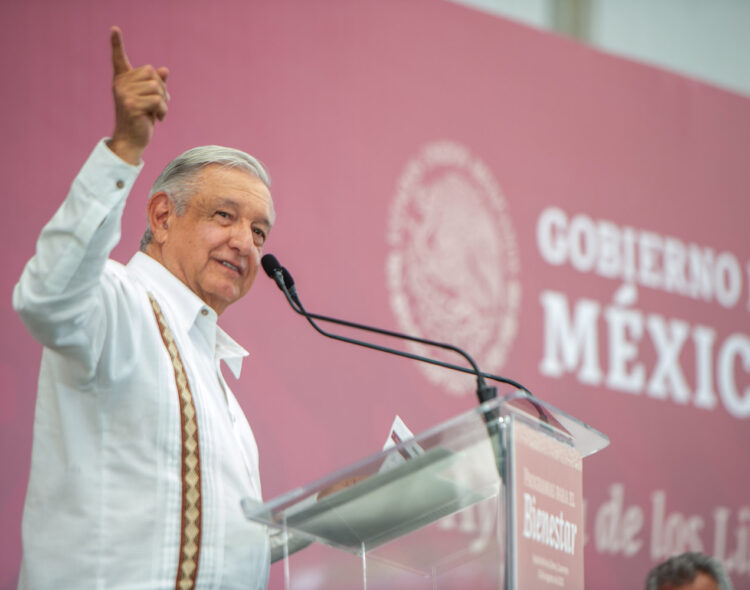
[13,141,270,589]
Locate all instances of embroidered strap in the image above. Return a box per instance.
[148,293,202,590]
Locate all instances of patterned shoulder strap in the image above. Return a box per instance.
[148,293,203,590]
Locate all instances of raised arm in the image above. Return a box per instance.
[13,27,170,364]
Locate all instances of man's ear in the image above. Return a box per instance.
[147,192,173,245]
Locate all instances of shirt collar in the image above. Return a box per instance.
[127,252,249,378]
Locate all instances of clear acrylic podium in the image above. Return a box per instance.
[242,391,609,589]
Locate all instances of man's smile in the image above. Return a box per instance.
[216,258,243,275]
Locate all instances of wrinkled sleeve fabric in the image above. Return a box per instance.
[13,140,143,375]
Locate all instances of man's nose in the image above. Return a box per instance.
[229,224,254,254]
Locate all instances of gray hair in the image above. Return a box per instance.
[645,552,733,590]
[139,145,271,251]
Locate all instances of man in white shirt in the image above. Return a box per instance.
[13,27,274,589]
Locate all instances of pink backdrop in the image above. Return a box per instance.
[1,1,748,588]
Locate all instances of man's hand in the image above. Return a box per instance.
[107,26,169,165]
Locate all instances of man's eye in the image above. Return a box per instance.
[216,211,231,219]
[253,228,266,241]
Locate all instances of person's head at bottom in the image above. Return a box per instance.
[645,552,732,590]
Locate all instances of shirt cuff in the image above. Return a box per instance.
[74,138,145,210]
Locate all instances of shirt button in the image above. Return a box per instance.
[116,179,125,189]
[201,308,209,316]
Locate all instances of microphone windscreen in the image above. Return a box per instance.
[261,254,282,278]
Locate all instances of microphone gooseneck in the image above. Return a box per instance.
[260,254,535,403]
[259,253,561,495]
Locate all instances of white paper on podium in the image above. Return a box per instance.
[379,414,423,472]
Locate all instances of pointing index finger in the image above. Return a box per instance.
[110,26,132,76]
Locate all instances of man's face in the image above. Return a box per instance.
[158,165,273,315]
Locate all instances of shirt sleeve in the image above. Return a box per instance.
[12,139,144,370]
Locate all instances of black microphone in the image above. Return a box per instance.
[260,254,533,405]
[259,254,565,490]
[261,254,285,290]
[261,253,516,486]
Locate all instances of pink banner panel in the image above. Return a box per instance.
[1,1,748,588]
